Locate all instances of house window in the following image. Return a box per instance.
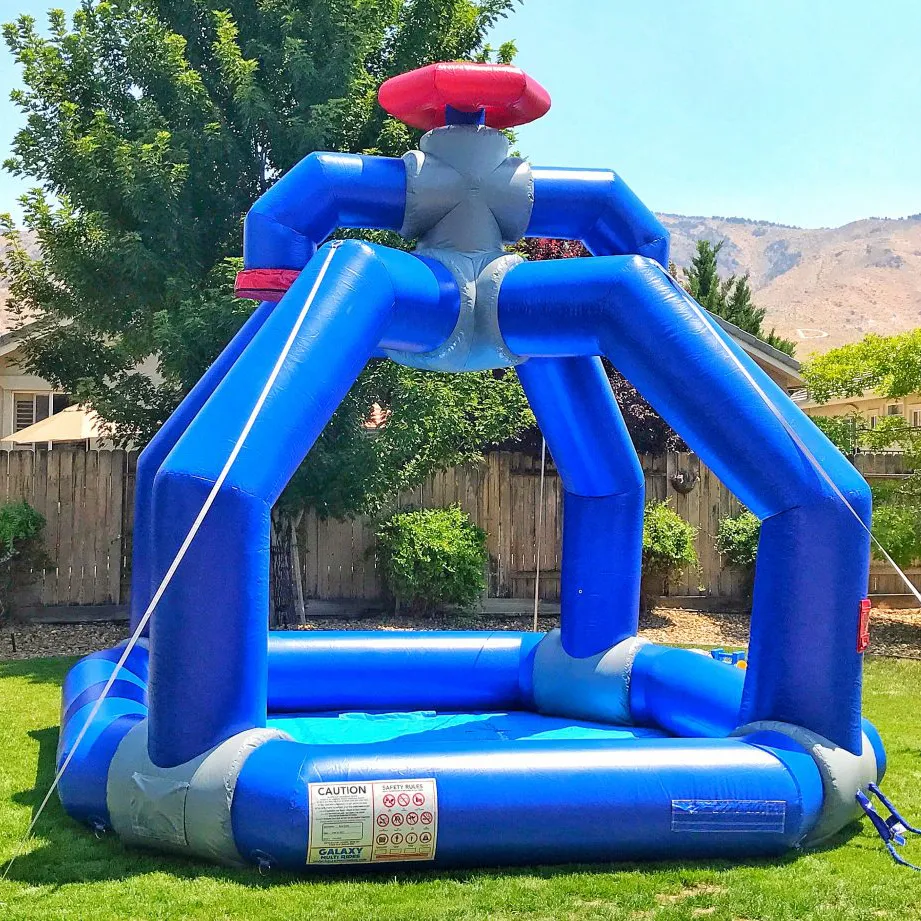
[886,403,903,416]
[868,415,878,429]
[12,392,72,433]
[912,408,921,429]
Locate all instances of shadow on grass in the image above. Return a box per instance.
[4,718,858,893]
[11,728,61,825]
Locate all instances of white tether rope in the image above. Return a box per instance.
[532,436,547,632]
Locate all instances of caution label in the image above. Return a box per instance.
[306,778,437,865]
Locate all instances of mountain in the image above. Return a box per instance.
[660,213,921,355]
[2,217,919,354]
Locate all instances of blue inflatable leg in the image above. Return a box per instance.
[129,301,275,635]
[517,357,644,656]
[147,240,459,767]
[499,255,871,753]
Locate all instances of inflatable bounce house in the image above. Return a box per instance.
[57,63,889,871]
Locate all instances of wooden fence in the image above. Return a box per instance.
[290,452,751,605]
[1,448,136,610]
[0,447,917,614]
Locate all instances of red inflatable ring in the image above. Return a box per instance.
[379,62,551,131]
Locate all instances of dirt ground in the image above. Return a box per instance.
[1,605,919,662]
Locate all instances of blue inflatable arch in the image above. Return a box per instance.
[58,62,883,872]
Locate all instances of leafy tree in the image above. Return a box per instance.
[870,504,921,569]
[809,413,863,457]
[1,0,530,519]
[804,331,921,465]
[682,238,731,314]
[811,412,921,463]
[802,329,921,402]
[682,240,796,356]
[279,362,531,518]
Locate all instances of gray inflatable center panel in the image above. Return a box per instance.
[385,125,533,373]
[531,630,648,725]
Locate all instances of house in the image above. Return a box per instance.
[0,324,125,449]
[800,390,921,435]
[0,325,76,443]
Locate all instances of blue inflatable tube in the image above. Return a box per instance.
[232,733,824,869]
[630,645,746,739]
[148,242,458,768]
[528,167,670,266]
[517,357,644,657]
[56,635,886,869]
[267,631,541,712]
[57,642,149,827]
[244,153,407,271]
[129,300,275,634]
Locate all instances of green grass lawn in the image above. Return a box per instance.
[1,655,921,921]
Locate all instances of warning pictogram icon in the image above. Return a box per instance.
[413,793,425,806]
[420,831,433,844]
[377,814,390,827]
[421,811,433,824]
[406,812,419,825]
[391,813,405,827]
[397,793,411,807]
[391,833,404,845]
[383,794,396,808]
[376,833,388,845]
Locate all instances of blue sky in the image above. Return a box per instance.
[1,0,919,228]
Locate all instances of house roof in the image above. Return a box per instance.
[710,314,803,388]
[0,321,42,359]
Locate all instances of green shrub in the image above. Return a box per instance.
[869,478,921,569]
[641,500,698,606]
[871,505,921,569]
[0,500,46,558]
[716,511,761,569]
[0,499,49,620]
[375,505,487,613]
[716,510,761,603]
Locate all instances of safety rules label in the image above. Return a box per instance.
[306,778,438,865]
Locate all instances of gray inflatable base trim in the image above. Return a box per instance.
[106,721,290,865]
[531,630,648,725]
[734,720,880,846]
